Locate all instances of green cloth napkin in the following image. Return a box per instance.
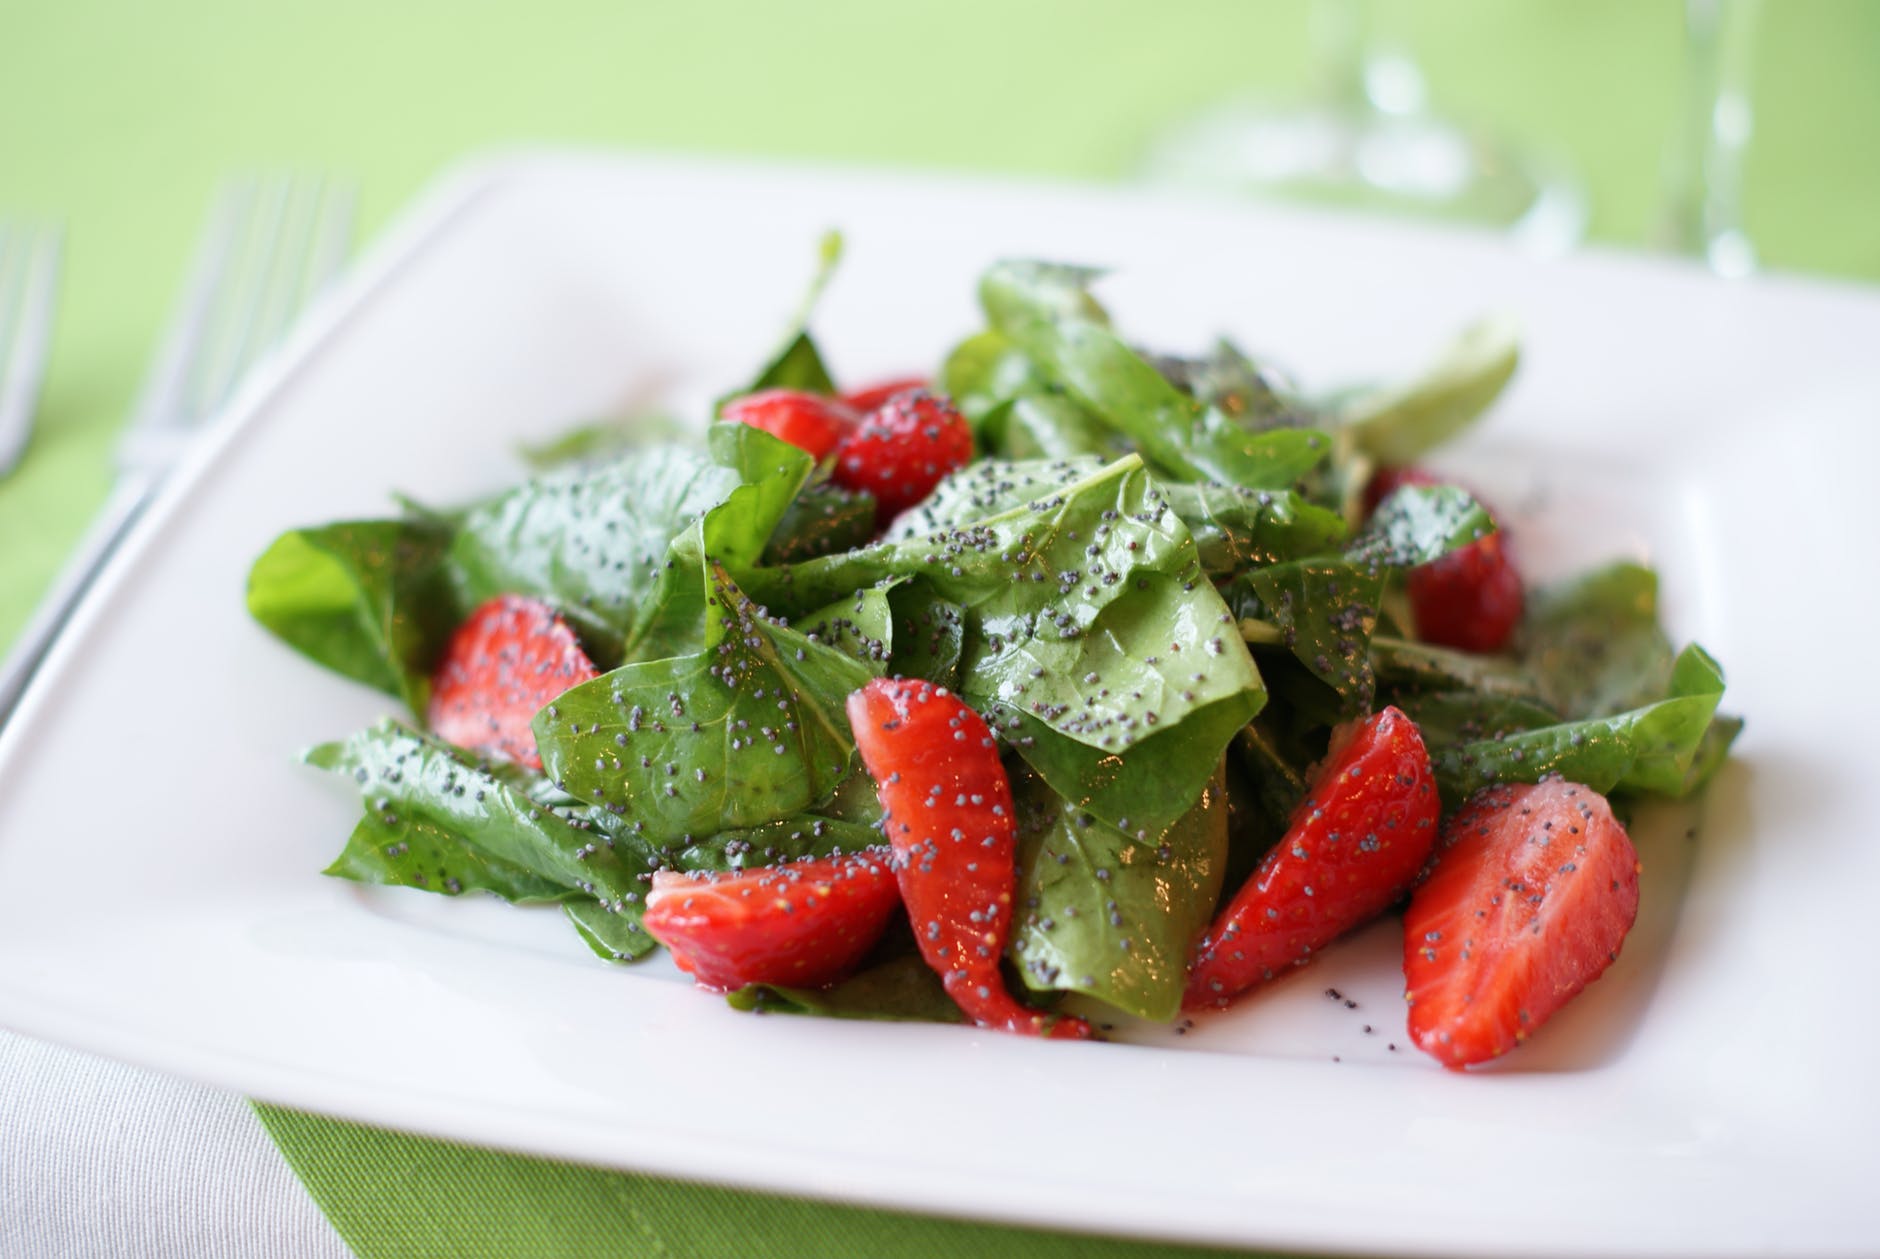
[256,1106,1278,1259]
[6,2,1878,1256]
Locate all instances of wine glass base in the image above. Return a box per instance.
[1141,101,1586,255]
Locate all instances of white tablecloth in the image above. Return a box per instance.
[1,1031,349,1258]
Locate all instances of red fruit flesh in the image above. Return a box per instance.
[1403,778,1640,1069]
[1408,533,1524,654]
[1184,706,1440,1011]
[1364,464,1524,654]
[721,388,857,458]
[832,389,974,520]
[642,850,901,992]
[426,595,599,769]
[840,376,929,414]
[847,678,1090,1039]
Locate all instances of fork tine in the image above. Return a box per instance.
[187,173,353,423]
[0,223,63,477]
[185,175,291,422]
[126,180,252,442]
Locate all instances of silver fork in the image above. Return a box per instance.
[0,221,63,479]
[0,174,354,727]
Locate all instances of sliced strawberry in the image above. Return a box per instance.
[1184,706,1440,1011]
[1364,464,1525,654]
[847,678,1090,1039]
[840,375,929,414]
[426,594,599,769]
[642,850,901,992]
[832,389,974,520]
[1403,778,1639,1069]
[720,388,857,458]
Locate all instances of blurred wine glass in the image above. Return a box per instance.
[1658,0,1762,277]
[1140,0,1586,253]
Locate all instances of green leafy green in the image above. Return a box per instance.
[534,566,881,843]
[1010,760,1228,1021]
[1521,562,1675,718]
[1340,315,1520,464]
[1345,484,1496,569]
[324,808,576,903]
[761,481,877,565]
[247,518,456,714]
[1433,643,1732,802]
[564,900,660,962]
[978,261,1332,488]
[308,722,654,905]
[727,952,964,1023]
[1160,482,1348,577]
[1239,559,1386,713]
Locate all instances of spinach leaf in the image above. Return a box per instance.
[449,425,812,667]
[1432,644,1731,802]
[883,456,1105,539]
[1009,760,1229,1022]
[247,518,456,714]
[981,395,1131,462]
[726,952,964,1024]
[1239,559,1386,713]
[886,580,965,688]
[1160,482,1348,577]
[1340,315,1520,465]
[564,901,660,962]
[324,809,576,903]
[1345,484,1496,568]
[941,329,1054,424]
[978,261,1332,488]
[794,582,896,668]
[1521,562,1675,718]
[534,565,881,843]
[308,722,655,905]
[1003,686,1259,840]
[1373,634,1549,702]
[747,456,1266,760]
[1388,690,1562,747]
[1149,338,1311,432]
[761,481,877,565]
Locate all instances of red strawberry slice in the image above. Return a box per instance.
[1364,464,1524,654]
[1403,778,1640,1069]
[1184,706,1440,1011]
[426,594,599,769]
[840,375,929,414]
[642,850,901,992]
[832,389,974,520]
[847,677,1090,1039]
[721,388,857,458]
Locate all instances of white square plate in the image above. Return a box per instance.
[2,153,1875,1257]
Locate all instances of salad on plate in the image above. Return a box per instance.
[246,240,1738,1067]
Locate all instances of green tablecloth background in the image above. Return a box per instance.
[3,2,1875,1255]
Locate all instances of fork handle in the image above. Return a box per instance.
[0,475,158,730]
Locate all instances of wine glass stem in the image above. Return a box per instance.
[1667,0,1762,275]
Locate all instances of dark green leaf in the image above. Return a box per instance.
[793,583,896,668]
[730,229,844,400]
[1161,482,1348,577]
[323,808,575,903]
[1009,760,1229,1022]
[1149,338,1312,431]
[1373,634,1549,702]
[1432,644,1730,803]
[886,580,965,688]
[761,481,877,565]
[247,518,456,714]
[564,900,659,962]
[1521,562,1675,718]
[534,566,880,843]
[726,953,964,1024]
[307,722,654,905]
[1345,484,1496,568]
[1239,559,1386,713]
[978,261,1332,488]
